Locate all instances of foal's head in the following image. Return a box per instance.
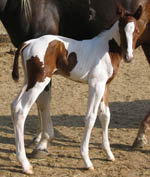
[119,5,143,62]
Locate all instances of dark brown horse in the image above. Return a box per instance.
[0,0,150,160]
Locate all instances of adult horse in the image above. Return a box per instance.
[0,0,150,160]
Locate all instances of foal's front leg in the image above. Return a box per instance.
[80,80,106,170]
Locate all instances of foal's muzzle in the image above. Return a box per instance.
[123,51,133,63]
[125,53,133,63]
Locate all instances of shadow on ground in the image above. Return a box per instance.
[0,99,149,137]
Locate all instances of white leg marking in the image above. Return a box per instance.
[80,80,106,169]
[35,87,54,151]
[11,77,50,174]
[99,101,115,161]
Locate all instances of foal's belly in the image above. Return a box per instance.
[69,66,89,84]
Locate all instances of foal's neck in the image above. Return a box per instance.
[95,21,120,47]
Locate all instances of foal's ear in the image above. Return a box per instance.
[134,5,143,20]
[116,3,124,17]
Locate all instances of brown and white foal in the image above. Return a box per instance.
[11,7,142,174]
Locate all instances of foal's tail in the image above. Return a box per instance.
[12,43,28,81]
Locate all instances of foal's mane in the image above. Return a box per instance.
[21,0,31,21]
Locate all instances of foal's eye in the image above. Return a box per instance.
[135,27,140,34]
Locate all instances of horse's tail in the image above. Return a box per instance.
[12,43,28,81]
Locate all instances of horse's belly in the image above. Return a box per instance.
[69,67,89,83]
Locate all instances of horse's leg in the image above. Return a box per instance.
[27,100,42,148]
[98,84,115,161]
[141,43,150,64]
[132,43,150,148]
[132,112,150,148]
[11,77,50,174]
[31,84,54,158]
[80,80,106,170]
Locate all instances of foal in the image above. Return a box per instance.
[11,7,142,174]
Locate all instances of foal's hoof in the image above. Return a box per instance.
[88,166,95,171]
[107,157,115,162]
[109,157,115,162]
[132,137,147,148]
[30,149,49,159]
[24,165,34,175]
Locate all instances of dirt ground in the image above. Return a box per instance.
[0,23,150,177]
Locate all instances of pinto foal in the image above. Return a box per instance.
[11,8,142,174]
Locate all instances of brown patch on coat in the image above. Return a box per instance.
[43,40,62,78]
[102,39,123,108]
[44,40,77,77]
[101,39,122,107]
[56,51,77,76]
[26,40,77,90]
[102,39,122,107]
[108,39,122,83]
[26,56,45,91]
[101,84,109,107]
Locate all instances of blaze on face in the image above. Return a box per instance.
[119,16,139,62]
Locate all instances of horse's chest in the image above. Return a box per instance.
[89,54,114,81]
[69,52,113,83]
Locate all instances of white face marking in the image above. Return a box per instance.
[124,22,135,60]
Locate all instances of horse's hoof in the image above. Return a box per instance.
[108,157,115,162]
[30,149,49,159]
[23,165,34,175]
[111,158,115,162]
[132,137,147,148]
[88,166,94,171]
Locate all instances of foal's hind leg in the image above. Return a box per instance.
[31,84,54,158]
[11,77,51,174]
[98,85,115,161]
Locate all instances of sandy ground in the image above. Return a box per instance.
[0,22,150,177]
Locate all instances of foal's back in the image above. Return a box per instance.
[22,30,115,83]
